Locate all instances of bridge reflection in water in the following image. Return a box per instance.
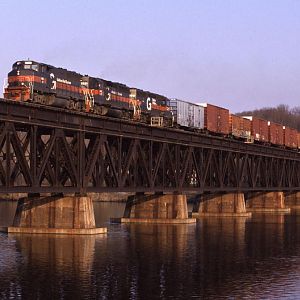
[0,202,299,299]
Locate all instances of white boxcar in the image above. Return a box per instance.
[170,98,205,129]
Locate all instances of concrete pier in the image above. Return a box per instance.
[192,193,251,217]
[284,192,300,209]
[112,193,196,224]
[246,192,290,213]
[6,195,107,235]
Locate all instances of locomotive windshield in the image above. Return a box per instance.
[13,61,39,72]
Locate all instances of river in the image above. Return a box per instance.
[0,201,299,299]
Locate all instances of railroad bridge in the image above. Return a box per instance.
[0,99,299,233]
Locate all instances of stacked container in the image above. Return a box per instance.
[230,114,251,140]
[268,121,284,146]
[243,116,269,142]
[199,103,230,135]
[284,126,298,149]
[170,99,204,129]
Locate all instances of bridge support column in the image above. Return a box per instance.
[6,195,107,235]
[192,193,251,217]
[284,192,300,209]
[246,192,290,213]
[112,193,196,224]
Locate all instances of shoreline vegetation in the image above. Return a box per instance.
[238,104,300,130]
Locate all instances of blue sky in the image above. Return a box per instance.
[0,0,299,112]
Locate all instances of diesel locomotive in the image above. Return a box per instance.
[4,60,173,126]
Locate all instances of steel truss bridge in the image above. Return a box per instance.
[0,98,299,195]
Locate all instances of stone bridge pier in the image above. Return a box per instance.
[112,193,196,224]
[284,192,300,209]
[192,193,251,217]
[4,194,107,235]
[246,192,290,213]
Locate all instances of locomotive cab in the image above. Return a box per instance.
[4,60,44,101]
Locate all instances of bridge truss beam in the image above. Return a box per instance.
[0,99,299,194]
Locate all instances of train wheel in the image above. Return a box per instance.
[122,110,131,119]
[74,102,80,111]
[33,94,43,104]
[164,118,173,127]
[67,101,75,110]
[94,105,108,115]
[45,95,55,106]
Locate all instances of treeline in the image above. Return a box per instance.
[237,105,300,130]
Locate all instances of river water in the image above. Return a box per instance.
[0,201,299,299]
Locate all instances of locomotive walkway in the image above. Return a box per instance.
[0,98,300,233]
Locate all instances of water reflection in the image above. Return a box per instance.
[127,224,190,259]
[190,217,249,298]
[247,213,286,258]
[0,234,105,299]
[0,233,21,298]
[0,201,299,299]
[0,200,17,226]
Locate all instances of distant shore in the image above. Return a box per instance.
[0,192,196,203]
[0,192,132,203]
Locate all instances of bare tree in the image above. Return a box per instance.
[237,104,300,130]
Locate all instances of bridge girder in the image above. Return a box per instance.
[0,99,299,194]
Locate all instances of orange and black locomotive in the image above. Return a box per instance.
[4,60,173,126]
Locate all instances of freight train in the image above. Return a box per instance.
[3,60,300,149]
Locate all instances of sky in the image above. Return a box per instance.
[0,0,299,112]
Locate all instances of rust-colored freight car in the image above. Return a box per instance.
[284,126,298,149]
[230,114,251,140]
[268,121,284,146]
[199,103,230,135]
[243,116,269,143]
[298,132,300,149]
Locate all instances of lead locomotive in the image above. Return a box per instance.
[4,60,173,126]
